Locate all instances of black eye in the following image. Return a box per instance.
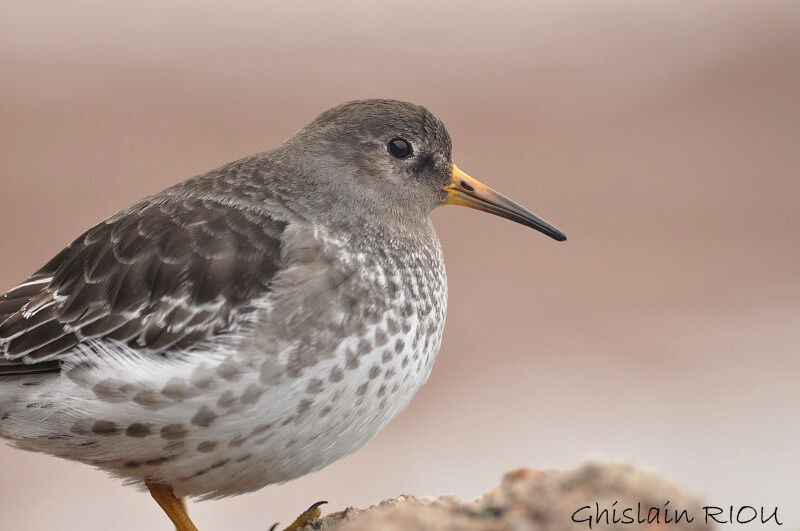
[388,137,413,159]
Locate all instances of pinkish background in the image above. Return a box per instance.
[1,1,799,529]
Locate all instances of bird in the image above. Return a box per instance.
[0,99,565,530]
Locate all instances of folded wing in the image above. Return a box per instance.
[0,197,287,373]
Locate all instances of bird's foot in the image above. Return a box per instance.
[270,501,327,531]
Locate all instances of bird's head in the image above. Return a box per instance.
[286,99,565,241]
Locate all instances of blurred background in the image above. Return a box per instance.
[2,1,799,529]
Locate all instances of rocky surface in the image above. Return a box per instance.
[300,462,713,530]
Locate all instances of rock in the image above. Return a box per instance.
[301,462,712,530]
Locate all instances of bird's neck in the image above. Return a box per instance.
[323,212,440,257]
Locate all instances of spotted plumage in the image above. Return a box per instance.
[0,99,564,528]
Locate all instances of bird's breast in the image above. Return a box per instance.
[218,224,448,485]
[246,223,448,380]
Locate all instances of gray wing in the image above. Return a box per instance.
[0,197,286,374]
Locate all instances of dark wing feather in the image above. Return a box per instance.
[0,197,286,374]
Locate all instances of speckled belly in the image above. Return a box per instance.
[176,249,450,498]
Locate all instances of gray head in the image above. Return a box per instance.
[279,99,565,241]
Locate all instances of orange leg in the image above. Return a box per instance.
[270,501,327,531]
[145,479,198,531]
